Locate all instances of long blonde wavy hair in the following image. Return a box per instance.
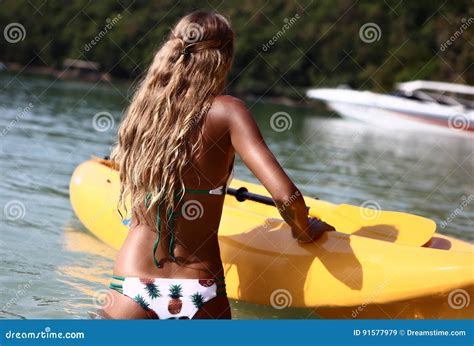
[111,11,234,219]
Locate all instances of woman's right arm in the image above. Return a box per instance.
[221,96,326,242]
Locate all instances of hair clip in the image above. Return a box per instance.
[181,47,190,57]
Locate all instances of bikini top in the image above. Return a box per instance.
[145,157,234,269]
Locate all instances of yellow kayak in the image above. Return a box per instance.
[69,159,474,319]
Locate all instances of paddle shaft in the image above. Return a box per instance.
[227,187,276,206]
[227,187,310,213]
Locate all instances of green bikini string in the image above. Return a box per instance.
[109,275,125,293]
[184,188,217,194]
[146,193,163,268]
[167,206,178,262]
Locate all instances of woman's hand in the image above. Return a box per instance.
[294,217,336,243]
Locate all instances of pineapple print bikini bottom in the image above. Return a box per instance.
[109,275,227,319]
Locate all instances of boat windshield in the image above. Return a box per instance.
[396,81,474,109]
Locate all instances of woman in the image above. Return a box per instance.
[104,11,333,320]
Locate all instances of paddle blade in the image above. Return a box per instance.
[308,201,436,246]
[228,178,437,247]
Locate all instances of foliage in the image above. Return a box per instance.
[0,0,472,98]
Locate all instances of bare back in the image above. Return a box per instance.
[113,95,235,280]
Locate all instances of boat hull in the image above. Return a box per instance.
[307,88,474,135]
[315,284,473,319]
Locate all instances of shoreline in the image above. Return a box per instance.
[2,61,313,108]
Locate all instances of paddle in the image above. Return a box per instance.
[228,187,276,206]
[97,157,436,247]
[227,185,436,247]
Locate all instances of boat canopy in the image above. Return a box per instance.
[397,80,474,96]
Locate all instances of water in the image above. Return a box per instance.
[0,73,472,319]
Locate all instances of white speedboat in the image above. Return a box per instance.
[306,80,474,134]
